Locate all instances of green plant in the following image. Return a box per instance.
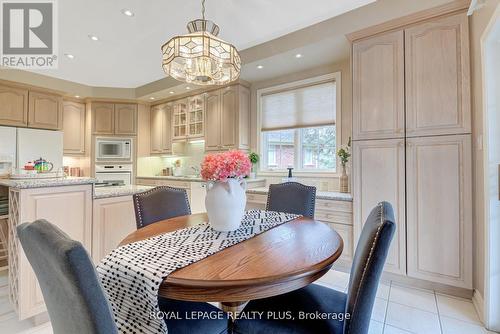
[337,137,351,167]
[248,152,260,165]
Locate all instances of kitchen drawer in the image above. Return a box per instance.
[327,223,353,262]
[315,210,352,225]
[155,180,190,189]
[135,178,157,186]
[246,193,267,204]
[316,199,352,213]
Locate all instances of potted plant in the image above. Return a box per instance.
[337,137,351,193]
[248,152,260,179]
[201,150,251,231]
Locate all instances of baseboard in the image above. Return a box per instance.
[472,289,485,324]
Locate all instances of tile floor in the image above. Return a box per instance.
[0,270,497,334]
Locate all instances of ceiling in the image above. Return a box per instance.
[28,0,375,88]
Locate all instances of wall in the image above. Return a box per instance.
[249,59,351,191]
[469,0,500,298]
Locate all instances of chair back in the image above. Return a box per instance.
[133,186,191,229]
[266,182,316,218]
[344,202,395,334]
[16,220,117,334]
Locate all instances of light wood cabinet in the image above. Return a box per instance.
[405,13,470,137]
[406,134,472,288]
[92,103,115,135]
[92,102,137,135]
[62,101,86,155]
[114,104,137,135]
[172,99,188,141]
[9,185,92,319]
[353,139,406,274]
[92,196,137,262]
[150,103,172,154]
[205,85,250,151]
[352,30,405,140]
[28,91,63,130]
[188,95,204,138]
[0,85,28,127]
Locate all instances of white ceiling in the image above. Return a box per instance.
[28,0,375,88]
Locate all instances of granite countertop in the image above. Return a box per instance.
[136,175,266,183]
[0,176,97,189]
[246,186,353,202]
[94,185,154,199]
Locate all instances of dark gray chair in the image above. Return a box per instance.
[266,182,316,218]
[17,220,228,334]
[133,186,191,229]
[234,201,396,334]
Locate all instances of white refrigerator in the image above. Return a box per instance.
[0,127,63,173]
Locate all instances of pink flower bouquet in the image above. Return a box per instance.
[201,150,251,181]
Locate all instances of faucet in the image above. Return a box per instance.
[190,166,200,175]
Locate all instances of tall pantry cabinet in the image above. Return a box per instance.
[352,11,472,289]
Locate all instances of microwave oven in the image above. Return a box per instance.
[95,138,132,162]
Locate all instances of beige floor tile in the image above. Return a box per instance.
[386,301,441,334]
[390,285,437,313]
[376,283,390,300]
[436,294,481,324]
[371,297,388,323]
[384,324,415,334]
[441,316,495,334]
[368,320,384,334]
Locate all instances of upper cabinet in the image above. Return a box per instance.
[150,103,172,155]
[0,85,28,127]
[172,99,188,141]
[352,30,405,140]
[92,102,137,136]
[205,85,250,151]
[28,91,63,130]
[188,95,204,139]
[63,101,86,155]
[405,13,470,137]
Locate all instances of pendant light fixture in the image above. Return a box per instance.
[161,0,241,86]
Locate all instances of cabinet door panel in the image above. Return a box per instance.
[28,91,62,130]
[0,85,28,126]
[93,103,114,135]
[115,104,137,135]
[150,105,163,153]
[63,101,85,155]
[406,135,472,288]
[405,13,470,137]
[353,30,404,140]
[162,104,172,152]
[353,139,406,274]
[221,87,237,148]
[205,90,221,151]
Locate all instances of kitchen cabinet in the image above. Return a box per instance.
[92,195,137,262]
[352,30,404,140]
[405,13,470,137]
[62,101,86,155]
[150,103,172,154]
[92,102,137,135]
[92,103,114,135]
[114,104,137,135]
[8,185,92,319]
[172,99,188,141]
[188,95,204,138]
[205,85,250,151]
[0,84,28,127]
[406,134,472,288]
[352,139,406,275]
[28,91,63,130]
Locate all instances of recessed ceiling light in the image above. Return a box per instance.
[75,95,80,98]
[64,53,74,59]
[121,9,134,17]
[257,65,263,69]
[186,86,191,90]
[295,53,303,58]
[169,91,175,94]
[88,34,99,41]
[149,97,155,100]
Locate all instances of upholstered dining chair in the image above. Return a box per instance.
[266,182,316,218]
[234,201,396,334]
[133,186,191,229]
[16,220,228,334]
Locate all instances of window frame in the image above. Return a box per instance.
[256,72,342,177]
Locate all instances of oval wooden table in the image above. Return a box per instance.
[120,213,343,315]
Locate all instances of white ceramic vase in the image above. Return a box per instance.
[205,178,247,231]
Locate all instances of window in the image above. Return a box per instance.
[258,73,340,173]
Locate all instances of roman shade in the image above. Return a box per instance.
[261,81,336,132]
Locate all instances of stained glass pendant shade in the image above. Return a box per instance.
[161,0,241,86]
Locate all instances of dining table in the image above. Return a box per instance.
[119,212,344,315]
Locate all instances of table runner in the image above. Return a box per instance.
[97,210,300,334]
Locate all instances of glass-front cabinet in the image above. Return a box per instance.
[172,99,188,141]
[188,95,204,138]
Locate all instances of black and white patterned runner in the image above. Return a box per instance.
[97,210,300,334]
